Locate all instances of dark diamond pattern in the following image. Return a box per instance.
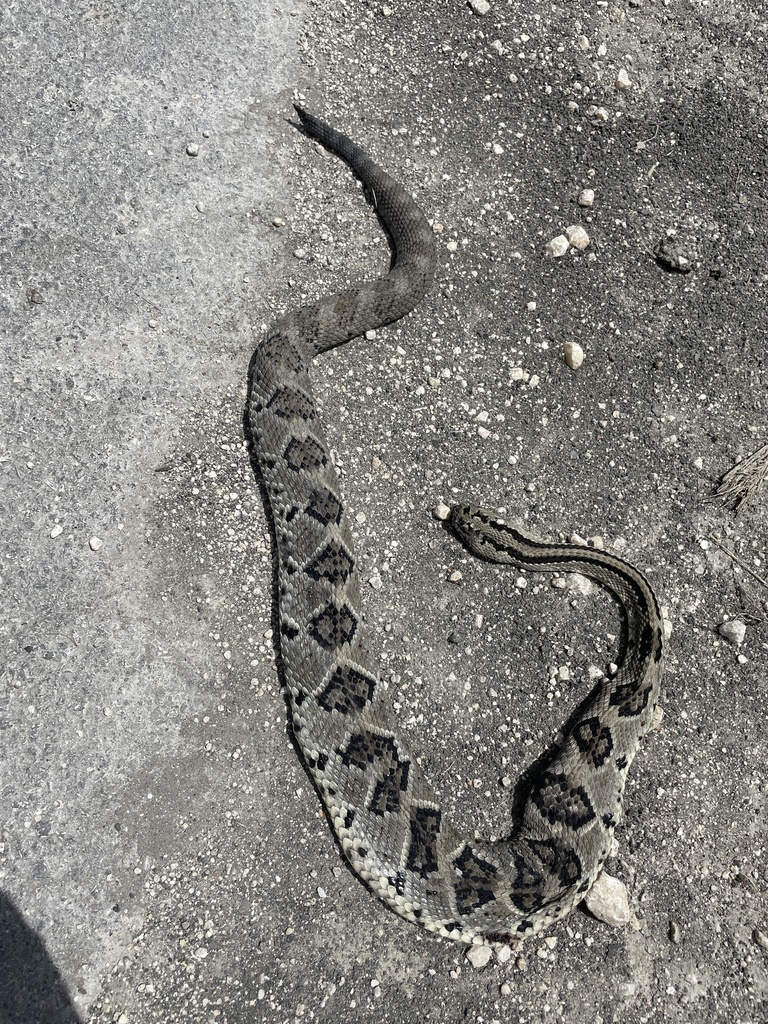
[452,846,499,915]
[609,680,654,718]
[304,540,355,584]
[406,807,442,878]
[317,664,377,716]
[284,436,327,473]
[267,385,316,421]
[532,771,596,829]
[305,487,343,527]
[573,717,614,769]
[308,602,358,649]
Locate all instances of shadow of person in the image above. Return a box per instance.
[0,891,83,1024]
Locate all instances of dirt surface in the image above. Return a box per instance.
[2,1,767,1022]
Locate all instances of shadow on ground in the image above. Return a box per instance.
[0,891,82,1024]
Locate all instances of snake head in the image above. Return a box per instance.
[450,503,503,558]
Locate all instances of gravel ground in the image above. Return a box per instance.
[1,1,767,1022]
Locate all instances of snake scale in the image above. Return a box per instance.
[248,105,664,946]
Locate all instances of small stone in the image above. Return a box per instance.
[718,619,746,646]
[477,426,491,439]
[433,502,451,521]
[576,34,590,50]
[557,665,570,682]
[368,574,383,590]
[616,68,632,90]
[545,234,570,258]
[496,944,513,964]
[753,927,768,950]
[492,143,504,155]
[50,524,63,538]
[669,920,682,944]
[194,947,208,959]
[448,570,463,583]
[617,982,638,998]
[89,537,103,551]
[293,248,307,259]
[584,872,631,927]
[468,0,490,14]
[381,4,393,14]
[466,944,493,968]
[654,235,695,272]
[578,188,595,208]
[500,982,512,995]
[272,217,284,227]
[563,341,584,369]
[186,143,199,157]
[565,224,590,250]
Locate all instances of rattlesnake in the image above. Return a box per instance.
[248,105,664,946]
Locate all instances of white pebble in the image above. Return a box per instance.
[616,68,632,90]
[466,944,493,968]
[433,502,451,521]
[194,947,208,959]
[477,426,491,439]
[186,143,199,157]
[545,234,570,258]
[563,341,584,369]
[50,524,63,538]
[468,0,490,14]
[492,143,504,155]
[272,217,284,227]
[578,188,595,208]
[584,872,631,927]
[565,224,590,250]
[496,944,513,964]
[718,619,746,646]
[89,537,103,551]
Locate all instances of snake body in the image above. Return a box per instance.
[248,106,664,946]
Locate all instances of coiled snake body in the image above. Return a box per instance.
[248,106,664,946]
